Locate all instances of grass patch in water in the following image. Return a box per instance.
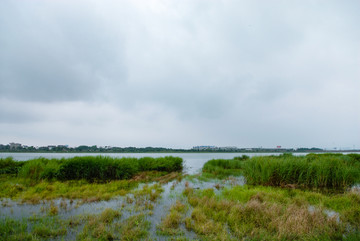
[0,176,137,202]
[182,184,360,240]
[0,170,180,202]
[0,214,69,240]
[118,213,150,240]
[243,154,360,190]
[202,156,248,179]
[157,200,188,235]
[202,153,360,190]
[77,208,121,240]
[9,155,183,182]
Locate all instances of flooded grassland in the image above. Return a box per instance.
[1,154,360,240]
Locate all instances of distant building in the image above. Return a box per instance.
[192,146,217,151]
[9,142,22,150]
[219,146,238,151]
[57,145,69,148]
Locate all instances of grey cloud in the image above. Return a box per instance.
[0,0,359,148]
[0,0,126,102]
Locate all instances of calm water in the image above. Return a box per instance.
[0,152,309,174]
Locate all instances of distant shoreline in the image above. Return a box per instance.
[1,150,359,154]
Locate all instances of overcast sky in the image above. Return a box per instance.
[0,0,359,149]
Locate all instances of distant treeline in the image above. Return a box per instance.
[0,156,183,182]
[0,144,330,153]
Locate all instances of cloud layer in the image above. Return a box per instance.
[1,0,359,149]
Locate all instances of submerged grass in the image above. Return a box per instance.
[0,175,138,202]
[182,184,360,240]
[157,200,188,235]
[0,214,68,241]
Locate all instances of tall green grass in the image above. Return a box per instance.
[0,157,26,175]
[201,153,360,189]
[15,156,183,182]
[242,154,360,189]
[202,156,249,178]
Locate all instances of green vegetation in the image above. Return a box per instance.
[3,155,182,182]
[0,177,136,202]
[0,155,182,202]
[243,153,360,189]
[1,153,360,240]
[157,200,188,235]
[0,157,26,175]
[182,186,357,240]
[0,208,152,241]
[202,155,249,178]
[202,153,360,190]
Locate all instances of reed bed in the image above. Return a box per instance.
[202,153,360,190]
[202,155,249,178]
[0,157,26,175]
[1,156,183,182]
[243,154,360,190]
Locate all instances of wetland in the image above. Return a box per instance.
[1,153,360,240]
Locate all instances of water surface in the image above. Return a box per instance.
[0,152,308,174]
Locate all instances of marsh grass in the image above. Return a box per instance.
[77,208,121,240]
[132,183,164,211]
[182,185,357,240]
[14,155,183,182]
[202,158,245,178]
[0,214,69,240]
[0,169,180,202]
[0,157,26,175]
[202,153,360,189]
[0,176,138,202]
[157,201,188,235]
[243,154,360,189]
[119,213,150,240]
